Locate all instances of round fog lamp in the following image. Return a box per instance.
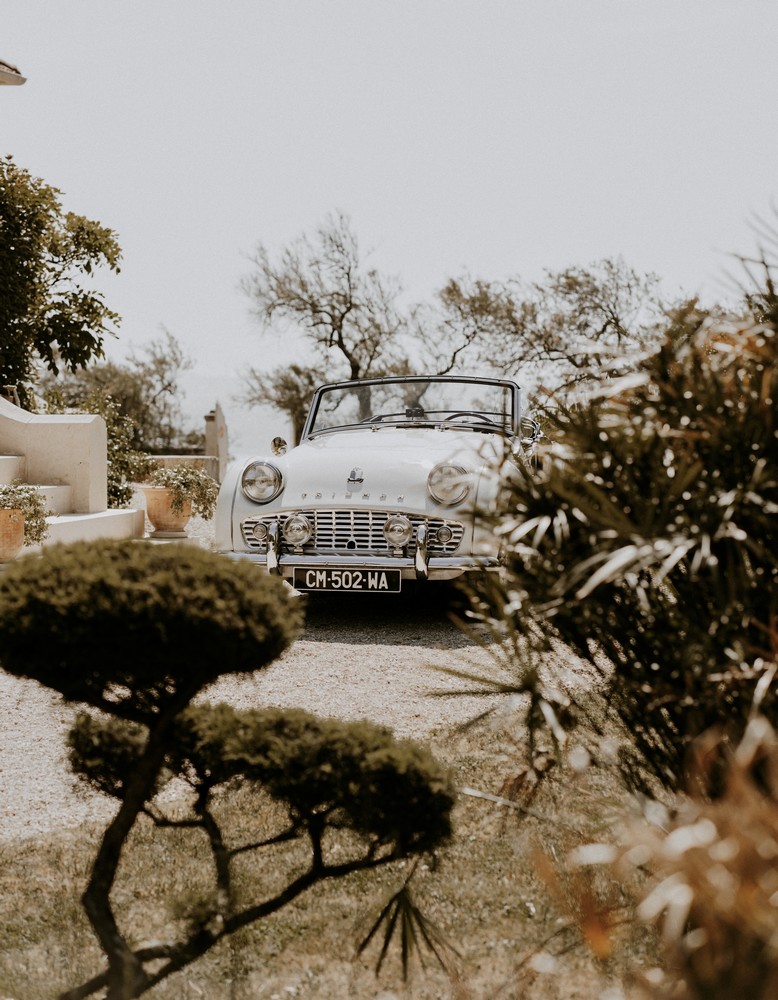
[252,522,269,542]
[383,514,413,548]
[436,524,454,545]
[283,513,312,546]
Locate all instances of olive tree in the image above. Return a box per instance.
[0,541,455,999]
[433,257,667,398]
[238,361,322,444]
[242,211,409,426]
[242,214,668,434]
[241,212,503,430]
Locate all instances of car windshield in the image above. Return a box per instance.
[307,378,516,437]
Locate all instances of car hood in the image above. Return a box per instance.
[274,427,500,498]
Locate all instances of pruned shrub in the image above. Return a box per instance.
[69,704,455,860]
[0,539,302,721]
[0,539,454,999]
[213,707,454,853]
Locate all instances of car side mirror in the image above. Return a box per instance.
[271,436,288,456]
[520,416,541,446]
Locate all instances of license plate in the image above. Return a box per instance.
[293,568,402,593]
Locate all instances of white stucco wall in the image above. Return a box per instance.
[0,398,108,512]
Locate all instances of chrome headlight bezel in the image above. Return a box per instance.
[241,461,283,503]
[427,463,471,506]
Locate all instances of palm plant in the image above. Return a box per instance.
[470,287,778,794]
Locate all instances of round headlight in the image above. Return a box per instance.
[427,464,470,506]
[282,513,312,546]
[241,462,283,503]
[383,514,413,548]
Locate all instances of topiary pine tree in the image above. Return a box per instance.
[0,541,455,999]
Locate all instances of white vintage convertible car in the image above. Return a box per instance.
[214,374,535,594]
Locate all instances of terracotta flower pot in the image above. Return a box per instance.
[0,508,25,561]
[142,486,192,538]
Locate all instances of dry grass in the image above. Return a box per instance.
[0,723,651,1000]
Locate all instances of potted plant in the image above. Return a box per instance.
[141,465,219,538]
[0,481,50,561]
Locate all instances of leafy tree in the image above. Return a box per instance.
[121,329,199,452]
[41,329,199,453]
[0,156,121,406]
[40,330,200,505]
[0,541,455,998]
[468,280,777,795]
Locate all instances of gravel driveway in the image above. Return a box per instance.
[0,531,510,842]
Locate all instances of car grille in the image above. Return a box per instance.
[241,509,464,555]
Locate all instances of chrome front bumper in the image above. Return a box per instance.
[219,549,500,582]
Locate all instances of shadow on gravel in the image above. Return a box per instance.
[300,582,482,649]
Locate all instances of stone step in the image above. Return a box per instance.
[0,455,25,482]
[38,484,73,516]
[0,470,74,514]
[1,483,74,516]
[21,508,146,553]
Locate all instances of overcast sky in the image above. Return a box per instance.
[4,2,778,449]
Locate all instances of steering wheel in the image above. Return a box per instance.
[442,411,498,424]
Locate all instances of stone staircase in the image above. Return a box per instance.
[0,397,146,555]
[0,452,145,553]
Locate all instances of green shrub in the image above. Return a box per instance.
[184,705,454,853]
[69,704,455,858]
